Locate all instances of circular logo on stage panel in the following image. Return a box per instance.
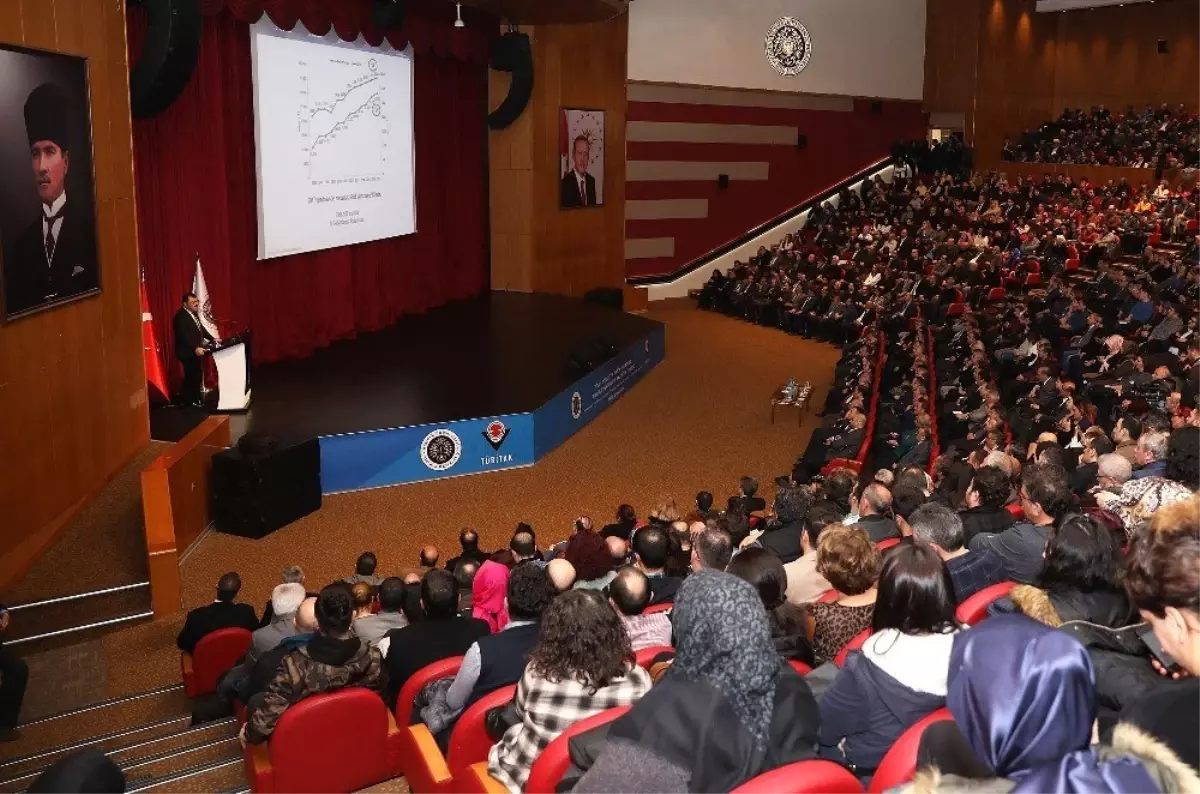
[420,429,462,470]
[765,17,812,76]
[482,420,511,451]
[571,391,583,420]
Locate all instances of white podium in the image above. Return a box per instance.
[210,333,252,412]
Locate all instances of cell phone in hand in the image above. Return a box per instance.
[1138,625,1181,676]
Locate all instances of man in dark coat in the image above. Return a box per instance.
[172,292,214,406]
[560,135,598,208]
[176,572,258,653]
[4,83,97,317]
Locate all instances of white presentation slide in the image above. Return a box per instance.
[250,21,416,259]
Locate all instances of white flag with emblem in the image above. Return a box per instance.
[191,255,220,341]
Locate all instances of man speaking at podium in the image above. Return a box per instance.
[174,292,214,407]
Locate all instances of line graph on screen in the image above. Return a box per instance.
[296,56,390,184]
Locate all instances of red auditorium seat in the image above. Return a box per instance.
[243,688,403,793]
[181,627,252,698]
[834,628,873,667]
[788,659,813,675]
[955,581,1017,626]
[643,602,673,615]
[877,537,902,551]
[634,645,675,670]
[733,759,865,793]
[817,589,840,603]
[1064,258,1081,272]
[396,656,464,726]
[1024,273,1042,288]
[1005,503,1025,520]
[397,684,518,794]
[986,287,1006,302]
[524,706,632,794]
[946,303,966,318]
[866,707,953,793]
[1186,218,1198,232]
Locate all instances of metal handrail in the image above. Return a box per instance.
[0,714,189,770]
[7,581,150,612]
[6,610,154,647]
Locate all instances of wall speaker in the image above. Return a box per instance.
[717,173,730,189]
[211,437,322,539]
[1157,39,1168,54]
[870,100,883,114]
[128,0,203,119]
[797,133,808,149]
[372,0,406,30]
[488,32,533,130]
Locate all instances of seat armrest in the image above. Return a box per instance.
[457,762,508,794]
[244,741,273,793]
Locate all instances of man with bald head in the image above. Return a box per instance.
[608,567,671,650]
[546,559,576,594]
[444,528,488,573]
[850,483,900,542]
[632,525,682,604]
[606,535,629,569]
[232,597,319,713]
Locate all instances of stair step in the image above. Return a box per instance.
[121,735,241,785]
[5,586,152,647]
[126,757,246,794]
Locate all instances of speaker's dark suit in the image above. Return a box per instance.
[175,600,258,653]
[4,206,97,316]
[560,170,598,208]
[173,307,215,405]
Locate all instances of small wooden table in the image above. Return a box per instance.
[770,386,810,427]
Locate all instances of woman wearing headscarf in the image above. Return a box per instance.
[573,571,820,792]
[904,616,1200,793]
[472,560,510,633]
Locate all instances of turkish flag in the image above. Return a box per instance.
[140,275,170,403]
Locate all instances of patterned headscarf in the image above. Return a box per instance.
[668,570,781,749]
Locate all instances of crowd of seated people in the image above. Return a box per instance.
[1002,105,1200,169]
[143,152,1200,794]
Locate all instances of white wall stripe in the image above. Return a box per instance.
[627,160,769,182]
[625,198,709,221]
[625,237,675,260]
[627,82,855,112]
[627,120,798,145]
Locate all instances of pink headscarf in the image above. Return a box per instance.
[472,561,510,633]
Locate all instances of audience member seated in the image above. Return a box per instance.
[420,564,554,745]
[472,560,511,632]
[1097,429,1198,536]
[487,590,652,792]
[0,605,27,742]
[998,513,1134,628]
[574,572,820,792]
[690,525,734,572]
[820,543,959,782]
[350,582,374,622]
[241,584,384,746]
[236,597,318,711]
[783,503,841,605]
[510,526,543,567]
[176,572,258,654]
[910,616,1200,793]
[955,467,1012,546]
[1121,497,1200,771]
[445,528,489,573]
[850,483,902,543]
[1131,430,1170,480]
[454,560,481,617]
[565,529,618,591]
[728,476,767,516]
[807,527,881,664]
[382,571,488,713]
[248,583,306,664]
[546,558,576,594]
[910,502,1005,603]
[630,526,683,604]
[968,463,1071,584]
[601,504,639,541]
[608,566,673,651]
[401,545,440,580]
[1002,105,1199,168]
[344,552,383,587]
[758,486,811,564]
[687,491,717,523]
[728,549,815,666]
[258,565,311,628]
[352,576,408,647]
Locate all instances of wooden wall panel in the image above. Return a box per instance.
[924,0,1199,171]
[489,13,628,297]
[0,0,148,593]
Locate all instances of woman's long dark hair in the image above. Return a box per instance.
[1037,513,1122,594]
[727,549,810,647]
[871,543,957,635]
[528,589,633,693]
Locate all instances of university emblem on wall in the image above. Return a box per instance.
[765,17,812,76]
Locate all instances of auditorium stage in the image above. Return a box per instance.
[151,292,665,493]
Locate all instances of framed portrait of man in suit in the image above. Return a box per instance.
[559,108,604,209]
[0,44,100,322]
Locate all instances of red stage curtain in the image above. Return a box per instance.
[129,5,491,380]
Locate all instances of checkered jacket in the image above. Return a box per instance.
[487,663,651,792]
